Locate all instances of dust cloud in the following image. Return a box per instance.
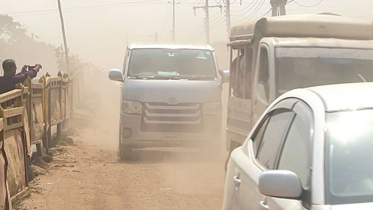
[76,59,230,156]
[63,46,230,207]
[75,70,121,151]
[60,65,227,209]
[73,41,230,158]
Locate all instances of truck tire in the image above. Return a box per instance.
[119,144,132,161]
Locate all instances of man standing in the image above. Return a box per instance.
[0,59,42,94]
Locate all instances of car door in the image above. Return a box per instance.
[264,101,314,210]
[229,99,296,210]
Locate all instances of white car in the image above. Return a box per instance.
[223,82,373,210]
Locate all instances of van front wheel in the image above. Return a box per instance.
[119,144,132,160]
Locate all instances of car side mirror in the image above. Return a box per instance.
[219,69,230,83]
[259,170,303,199]
[109,68,124,82]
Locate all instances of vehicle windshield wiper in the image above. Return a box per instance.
[127,75,163,79]
[147,75,181,80]
[129,75,215,80]
[128,75,150,79]
[187,76,216,80]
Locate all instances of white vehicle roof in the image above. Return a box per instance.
[266,37,373,49]
[230,14,373,42]
[279,83,373,112]
[128,43,214,51]
[307,82,373,112]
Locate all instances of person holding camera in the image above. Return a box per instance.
[0,59,42,94]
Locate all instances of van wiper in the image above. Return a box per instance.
[147,75,181,80]
[129,75,214,80]
[128,75,151,79]
[187,76,216,80]
[128,75,164,79]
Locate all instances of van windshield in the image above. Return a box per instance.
[128,49,217,80]
[275,47,373,96]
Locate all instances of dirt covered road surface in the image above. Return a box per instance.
[15,74,229,210]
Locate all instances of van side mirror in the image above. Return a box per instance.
[259,170,303,199]
[219,70,230,83]
[109,68,124,82]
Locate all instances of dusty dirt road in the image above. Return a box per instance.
[16,75,228,210]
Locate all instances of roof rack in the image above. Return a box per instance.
[230,14,373,42]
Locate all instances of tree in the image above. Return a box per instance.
[0,14,101,77]
[55,45,103,75]
[0,15,31,44]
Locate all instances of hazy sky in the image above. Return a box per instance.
[0,0,372,70]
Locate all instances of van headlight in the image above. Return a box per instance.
[122,100,142,114]
[203,102,221,115]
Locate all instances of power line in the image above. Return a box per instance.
[261,8,272,16]
[159,3,171,40]
[181,0,202,5]
[176,0,199,6]
[210,11,224,22]
[209,9,223,19]
[291,0,324,7]
[230,0,256,13]
[187,23,205,43]
[230,0,259,17]
[251,0,266,18]
[210,18,226,30]
[286,0,307,11]
[210,16,226,28]
[7,0,167,16]
[244,0,266,20]
[193,1,223,44]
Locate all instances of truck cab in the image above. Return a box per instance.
[226,14,373,153]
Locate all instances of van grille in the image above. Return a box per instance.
[141,102,203,132]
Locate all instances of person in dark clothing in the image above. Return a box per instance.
[0,59,42,94]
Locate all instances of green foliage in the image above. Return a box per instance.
[55,45,103,75]
[0,14,102,76]
[0,15,31,45]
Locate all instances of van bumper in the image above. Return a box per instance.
[119,113,221,148]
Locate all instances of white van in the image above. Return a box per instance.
[109,44,228,160]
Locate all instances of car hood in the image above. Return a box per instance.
[124,79,221,103]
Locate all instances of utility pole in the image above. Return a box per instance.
[205,0,210,44]
[271,0,287,16]
[57,0,70,74]
[126,30,128,46]
[193,1,222,44]
[172,0,176,42]
[169,0,180,42]
[226,0,231,37]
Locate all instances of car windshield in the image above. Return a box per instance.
[128,49,217,79]
[326,109,373,204]
[275,47,373,96]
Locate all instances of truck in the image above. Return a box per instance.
[109,44,229,160]
[226,14,373,154]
